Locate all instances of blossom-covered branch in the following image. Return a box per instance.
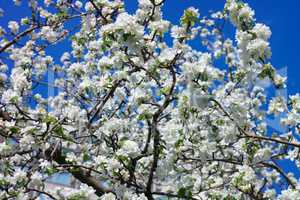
[0,0,300,199]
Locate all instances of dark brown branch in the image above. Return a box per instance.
[146,54,179,200]
[88,0,108,23]
[27,188,57,200]
[89,80,122,123]
[44,147,112,197]
[0,26,38,54]
[261,162,296,189]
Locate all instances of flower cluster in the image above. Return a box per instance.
[0,0,299,199]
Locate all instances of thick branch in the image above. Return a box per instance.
[0,26,38,54]
[44,147,112,197]
[146,56,179,199]
[261,162,296,189]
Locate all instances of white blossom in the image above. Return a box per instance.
[158,48,177,63]
[252,23,272,40]
[11,67,31,92]
[149,20,170,34]
[44,0,52,6]
[8,21,19,34]
[274,74,287,88]
[279,189,300,200]
[268,97,287,115]
[171,25,186,39]
[0,142,12,154]
[40,26,58,43]
[101,193,116,200]
[1,89,21,104]
[247,38,271,59]
[11,168,27,184]
[117,140,140,157]
[75,1,83,8]
[0,1,299,199]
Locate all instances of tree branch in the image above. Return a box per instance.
[0,25,38,54]
[44,147,112,197]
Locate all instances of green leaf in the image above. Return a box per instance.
[235,70,246,82]
[199,72,209,82]
[160,86,171,95]
[57,10,68,19]
[9,126,19,134]
[67,194,86,200]
[138,111,152,120]
[178,187,187,198]
[177,187,193,199]
[175,139,183,149]
[117,155,129,163]
[215,119,225,126]
[180,9,199,27]
[224,196,237,200]
[82,152,90,162]
[258,64,275,80]
[53,126,73,141]
[54,126,64,136]
[123,33,133,41]
[45,167,57,175]
[10,96,19,104]
[43,115,57,124]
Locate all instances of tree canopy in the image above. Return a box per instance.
[0,0,300,199]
